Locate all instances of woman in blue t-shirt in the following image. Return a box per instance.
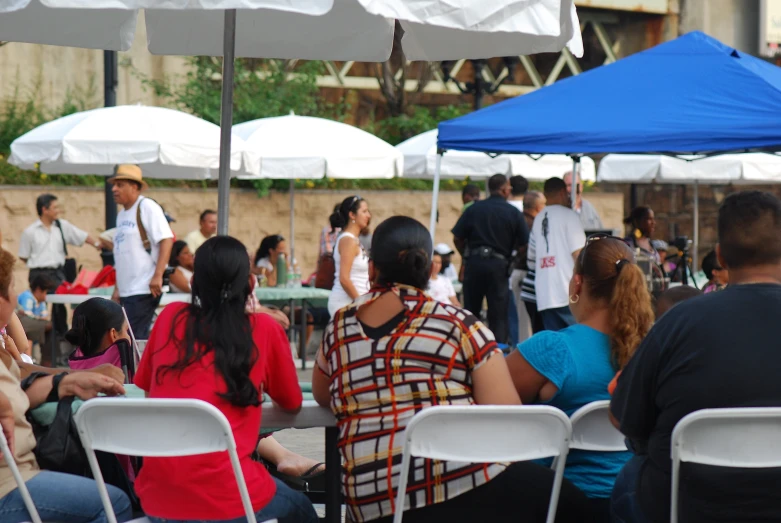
[505,235,654,515]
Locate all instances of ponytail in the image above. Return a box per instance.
[608,264,654,369]
[331,195,364,231]
[64,298,125,357]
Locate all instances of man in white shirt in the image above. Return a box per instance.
[109,165,174,338]
[563,171,604,232]
[184,209,217,254]
[528,178,586,331]
[19,193,102,345]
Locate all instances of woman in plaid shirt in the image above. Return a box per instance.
[313,216,593,523]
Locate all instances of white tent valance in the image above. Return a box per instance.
[398,129,596,180]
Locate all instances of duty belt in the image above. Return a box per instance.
[466,246,508,262]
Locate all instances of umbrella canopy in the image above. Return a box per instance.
[3,0,583,236]
[234,115,402,179]
[398,129,596,180]
[4,0,583,60]
[438,31,781,156]
[599,153,781,185]
[9,105,245,180]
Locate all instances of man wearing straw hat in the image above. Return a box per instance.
[108,165,174,339]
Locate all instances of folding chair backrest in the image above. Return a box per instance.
[0,430,41,523]
[75,398,256,523]
[569,400,627,452]
[393,405,572,523]
[670,407,781,523]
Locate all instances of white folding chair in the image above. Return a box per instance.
[75,398,258,523]
[0,430,42,523]
[670,407,781,523]
[551,400,627,470]
[569,400,627,452]
[392,405,572,523]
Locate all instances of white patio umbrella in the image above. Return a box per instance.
[3,0,583,235]
[8,105,245,180]
[598,152,781,271]
[234,114,402,261]
[398,129,596,180]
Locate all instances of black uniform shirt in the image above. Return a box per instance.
[451,195,528,259]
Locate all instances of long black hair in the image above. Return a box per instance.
[169,240,189,267]
[253,234,285,267]
[65,298,125,356]
[160,236,260,408]
[371,216,432,290]
[329,195,364,229]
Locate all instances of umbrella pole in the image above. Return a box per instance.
[571,156,580,211]
[289,179,295,264]
[429,152,443,241]
[217,9,237,236]
[693,181,699,279]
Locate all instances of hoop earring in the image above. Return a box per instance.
[569,294,580,304]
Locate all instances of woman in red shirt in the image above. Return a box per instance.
[134,236,317,523]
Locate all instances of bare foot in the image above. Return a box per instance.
[276,454,325,477]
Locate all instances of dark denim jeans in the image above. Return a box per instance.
[120,293,161,339]
[540,305,576,332]
[0,470,133,523]
[611,455,652,523]
[147,477,318,523]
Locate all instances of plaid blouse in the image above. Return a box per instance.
[318,284,505,522]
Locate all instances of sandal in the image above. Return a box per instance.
[253,454,326,492]
[269,462,326,492]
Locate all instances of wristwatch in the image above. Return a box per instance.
[93,240,102,248]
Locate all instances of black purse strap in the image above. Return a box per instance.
[51,395,77,435]
[55,219,69,257]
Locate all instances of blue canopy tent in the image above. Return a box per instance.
[434,31,781,269]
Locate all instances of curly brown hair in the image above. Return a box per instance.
[0,249,15,299]
[575,238,654,369]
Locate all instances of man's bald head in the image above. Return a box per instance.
[524,191,546,217]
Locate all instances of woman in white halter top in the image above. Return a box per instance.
[328,196,372,317]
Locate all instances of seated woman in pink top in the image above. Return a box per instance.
[134,236,316,523]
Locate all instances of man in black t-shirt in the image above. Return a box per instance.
[452,174,528,344]
[611,190,781,523]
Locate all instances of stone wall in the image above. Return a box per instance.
[0,12,188,110]
[1,186,623,290]
[603,182,781,269]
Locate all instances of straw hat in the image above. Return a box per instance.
[108,164,148,190]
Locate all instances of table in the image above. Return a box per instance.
[31,384,342,523]
[48,287,331,370]
[47,293,184,307]
[254,287,331,370]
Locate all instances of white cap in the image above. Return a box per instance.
[434,243,454,255]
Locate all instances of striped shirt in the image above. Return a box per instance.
[521,232,537,303]
[318,284,505,522]
[520,270,537,303]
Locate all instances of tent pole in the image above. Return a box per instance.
[289,179,295,265]
[216,9,237,236]
[571,156,580,211]
[693,181,699,279]
[429,152,443,241]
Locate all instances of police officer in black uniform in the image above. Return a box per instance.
[452,174,529,344]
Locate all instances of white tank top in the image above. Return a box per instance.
[332,232,370,298]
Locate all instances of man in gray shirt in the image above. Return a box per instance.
[564,171,604,231]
